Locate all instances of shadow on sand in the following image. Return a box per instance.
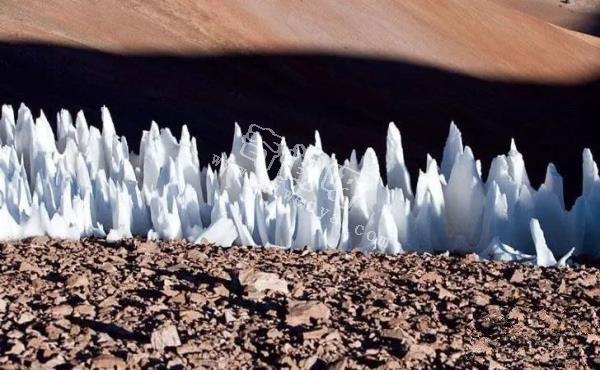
[0,41,598,204]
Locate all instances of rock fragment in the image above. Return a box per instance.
[92,354,126,369]
[151,324,182,351]
[238,269,289,297]
[136,241,159,254]
[510,269,525,284]
[66,274,89,289]
[0,238,597,368]
[49,304,73,317]
[286,301,331,326]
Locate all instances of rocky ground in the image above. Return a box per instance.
[0,238,598,369]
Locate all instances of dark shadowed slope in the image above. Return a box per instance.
[0,42,598,204]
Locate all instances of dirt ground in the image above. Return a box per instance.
[1,0,598,82]
[0,238,598,369]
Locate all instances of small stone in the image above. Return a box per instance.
[577,274,598,288]
[188,293,206,304]
[510,269,524,284]
[7,330,23,339]
[223,309,235,323]
[586,334,600,344]
[17,312,35,324]
[419,271,442,284]
[98,296,118,308]
[437,286,456,301]
[186,249,208,261]
[213,284,229,297]
[100,262,117,273]
[508,307,525,321]
[49,304,73,317]
[382,329,410,342]
[137,242,159,254]
[44,355,66,368]
[74,304,96,317]
[464,253,479,262]
[92,354,126,369]
[324,330,342,342]
[558,279,567,294]
[29,235,50,244]
[151,324,182,351]
[303,327,329,340]
[349,340,362,348]
[66,274,89,289]
[31,278,45,291]
[180,310,202,322]
[292,283,305,298]
[19,261,38,273]
[300,355,318,369]
[238,269,289,297]
[286,300,331,326]
[406,343,436,361]
[471,338,492,355]
[583,288,600,299]
[9,341,25,355]
[177,343,202,355]
[473,292,491,306]
[328,358,348,370]
[267,328,283,339]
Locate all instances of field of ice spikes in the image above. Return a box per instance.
[0,104,598,266]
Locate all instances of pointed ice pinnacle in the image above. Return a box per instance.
[445,146,484,250]
[478,183,509,251]
[314,130,322,150]
[507,138,531,187]
[0,102,598,262]
[386,122,413,200]
[529,218,575,267]
[441,122,463,180]
[0,105,15,146]
[582,148,599,197]
[249,132,272,192]
[530,218,557,267]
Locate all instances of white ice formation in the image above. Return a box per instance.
[0,103,598,266]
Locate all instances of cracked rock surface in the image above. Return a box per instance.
[0,238,598,369]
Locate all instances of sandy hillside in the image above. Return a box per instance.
[0,0,598,82]
[497,0,599,34]
[0,0,598,203]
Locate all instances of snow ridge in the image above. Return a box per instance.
[0,104,598,266]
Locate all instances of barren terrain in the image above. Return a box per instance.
[0,239,598,368]
[498,0,599,35]
[0,6,599,366]
[0,0,598,82]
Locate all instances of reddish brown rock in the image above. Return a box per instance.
[49,304,73,318]
[151,324,182,351]
[66,274,89,289]
[286,301,331,326]
[238,269,289,297]
[92,354,126,369]
[0,238,597,368]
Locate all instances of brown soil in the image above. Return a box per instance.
[0,0,598,82]
[0,238,598,369]
[496,0,599,35]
